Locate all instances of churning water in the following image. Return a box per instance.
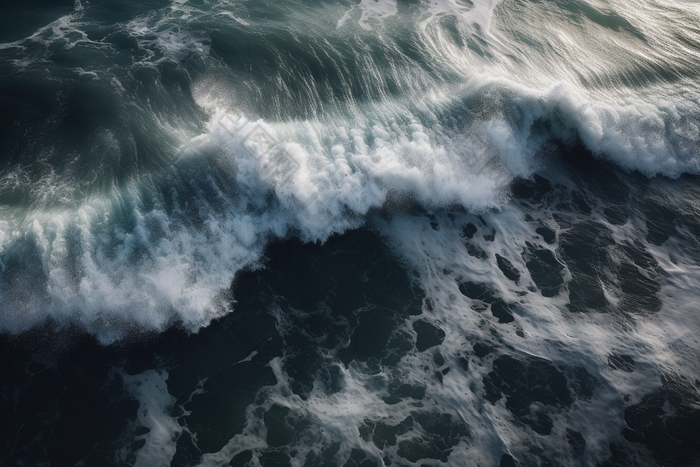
[1,0,699,465]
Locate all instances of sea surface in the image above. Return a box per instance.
[1,0,700,465]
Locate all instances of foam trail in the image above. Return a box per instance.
[122,370,182,467]
[371,201,698,463]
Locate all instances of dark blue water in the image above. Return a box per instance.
[1,0,699,465]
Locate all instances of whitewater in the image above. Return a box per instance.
[1,0,699,465]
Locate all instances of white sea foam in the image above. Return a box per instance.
[183,186,700,465]
[338,0,398,29]
[367,204,696,463]
[2,0,700,464]
[122,369,182,467]
[1,78,698,342]
[0,0,698,344]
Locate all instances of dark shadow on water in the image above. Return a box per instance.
[1,228,441,466]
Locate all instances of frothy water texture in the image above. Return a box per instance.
[1,0,699,465]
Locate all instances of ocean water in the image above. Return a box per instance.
[1,0,699,465]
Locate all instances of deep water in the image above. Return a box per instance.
[1,0,700,465]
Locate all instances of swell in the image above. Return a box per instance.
[0,0,699,340]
